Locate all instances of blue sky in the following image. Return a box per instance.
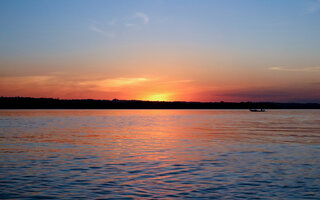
[1,0,319,57]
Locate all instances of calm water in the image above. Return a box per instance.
[0,110,320,199]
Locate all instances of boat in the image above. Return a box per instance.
[249,109,266,112]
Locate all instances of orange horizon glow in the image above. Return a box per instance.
[1,41,319,103]
[0,73,319,103]
[141,93,172,101]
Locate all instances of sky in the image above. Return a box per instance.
[0,0,320,102]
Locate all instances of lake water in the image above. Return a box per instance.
[0,109,319,199]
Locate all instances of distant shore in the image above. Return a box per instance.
[0,97,319,109]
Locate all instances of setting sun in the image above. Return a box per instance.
[144,93,171,101]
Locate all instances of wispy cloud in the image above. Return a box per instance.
[90,25,115,39]
[312,81,320,85]
[304,0,320,14]
[268,66,320,72]
[161,80,193,84]
[96,77,149,88]
[135,12,149,24]
[91,12,150,36]
[125,12,150,28]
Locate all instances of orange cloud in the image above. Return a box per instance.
[0,75,197,101]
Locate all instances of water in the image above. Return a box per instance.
[0,109,319,199]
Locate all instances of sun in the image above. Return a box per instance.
[145,93,171,101]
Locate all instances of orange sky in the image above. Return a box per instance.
[0,44,319,102]
[1,66,319,102]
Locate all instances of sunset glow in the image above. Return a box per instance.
[144,93,172,102]
[0,0,319,102]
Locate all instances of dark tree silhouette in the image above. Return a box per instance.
[0,97,319,109]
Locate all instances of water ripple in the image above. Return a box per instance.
[0,110,320,199]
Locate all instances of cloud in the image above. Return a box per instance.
[91,12,149,36]
[0,75,152,99]
[210,86,320,103]
[268,66,320,72]
[304,0,320,14]
[94,77,149,88]
[125,12,150,28]
[90,25,115,39]
[160,80,194,85]
[135,12,149,24]
[312,82,320,85]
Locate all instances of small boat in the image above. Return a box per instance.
[250,109,266,112]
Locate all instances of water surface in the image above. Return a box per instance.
[0,110,319,199]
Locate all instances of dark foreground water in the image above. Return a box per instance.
[0,110,319,199]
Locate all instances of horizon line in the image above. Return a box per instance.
[1,96,319,104]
